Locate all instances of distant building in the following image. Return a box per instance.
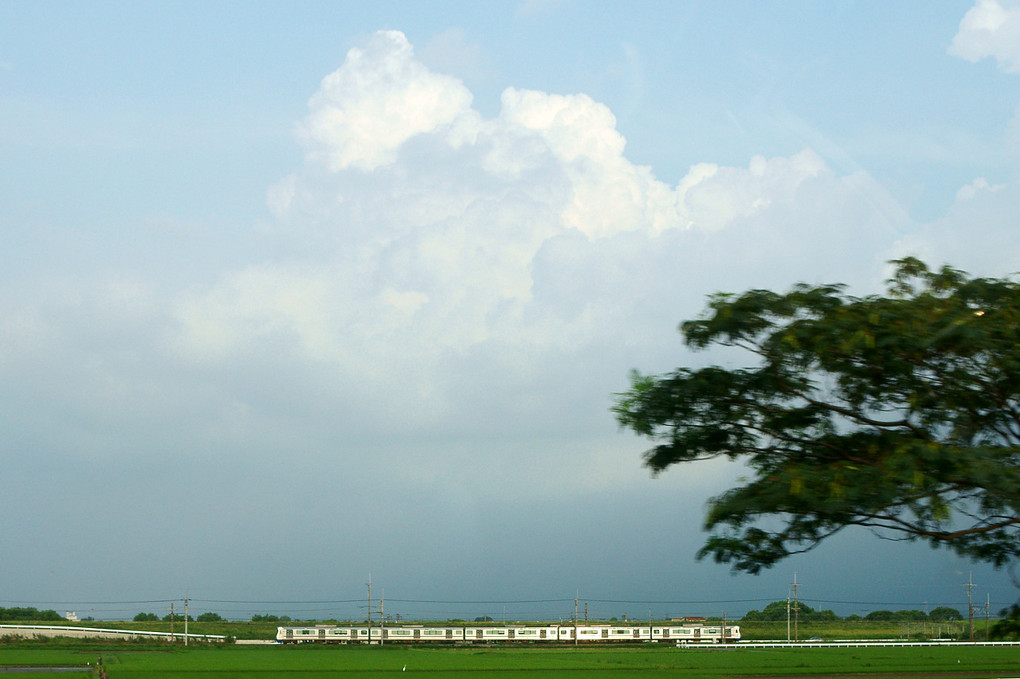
[64,612,79,622]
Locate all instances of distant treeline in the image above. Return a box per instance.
[132,612,292,623]
[0,607,63,621]
[133,612,244,623]
[116,604,969,626]
[742,601,964,623]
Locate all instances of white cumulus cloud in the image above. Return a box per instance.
[171,30,922,448]
[299,30,474,171]
[950,0,1020,73]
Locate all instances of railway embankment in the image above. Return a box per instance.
[0,624,223,643]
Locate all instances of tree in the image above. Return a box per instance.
[133,612,159,622]
[614,258,1020,574]
[0,607,61,621]
[741,600,837,622]
[196,612,223,622]
[928,606,963,622]
[864,610,895,622]
[861,609,925,622]
[991,604,1020,638]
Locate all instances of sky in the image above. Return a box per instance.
[2,0,1020,623]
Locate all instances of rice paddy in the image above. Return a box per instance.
[2,642,1018,678]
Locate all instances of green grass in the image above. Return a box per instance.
[0,646,101,677]
[3,642,1018,678]
[741,619,977,641]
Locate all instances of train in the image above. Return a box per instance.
[276,623,740,644]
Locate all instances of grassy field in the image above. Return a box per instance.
[1,642,1018,678]
[739,619,977,641]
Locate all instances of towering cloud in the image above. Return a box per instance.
[165,31,916,443]
[299,30,474,171]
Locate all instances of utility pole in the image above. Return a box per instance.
[786,594,791,643]
[985,594,990,641]
[964,573,975,642]
[184,598,189,647]
[574,592,578,648]
[791,573,800,642]
[170,603,175,642]
[380,595,384,646]
[584,602,588,623]
[367,577,372,646]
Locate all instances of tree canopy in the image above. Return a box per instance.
[614,258,1020,574]
[197,612,224,622]
[741,601,837,622]
[928,606,963,622]
[0,607,62,621]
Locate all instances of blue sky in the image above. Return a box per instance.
[3,1,1020,622]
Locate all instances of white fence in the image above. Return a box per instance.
[0,624,224,642]
[685,640,1020,649]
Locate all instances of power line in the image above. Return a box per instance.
[194,599,365,604]
[802,597,975,607]
[0,599,177,605]
[387,598,573,604]
[587,598,772,605]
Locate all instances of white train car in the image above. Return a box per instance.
[276,623,740,644]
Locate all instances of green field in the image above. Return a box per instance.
[1,643,1018,678]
